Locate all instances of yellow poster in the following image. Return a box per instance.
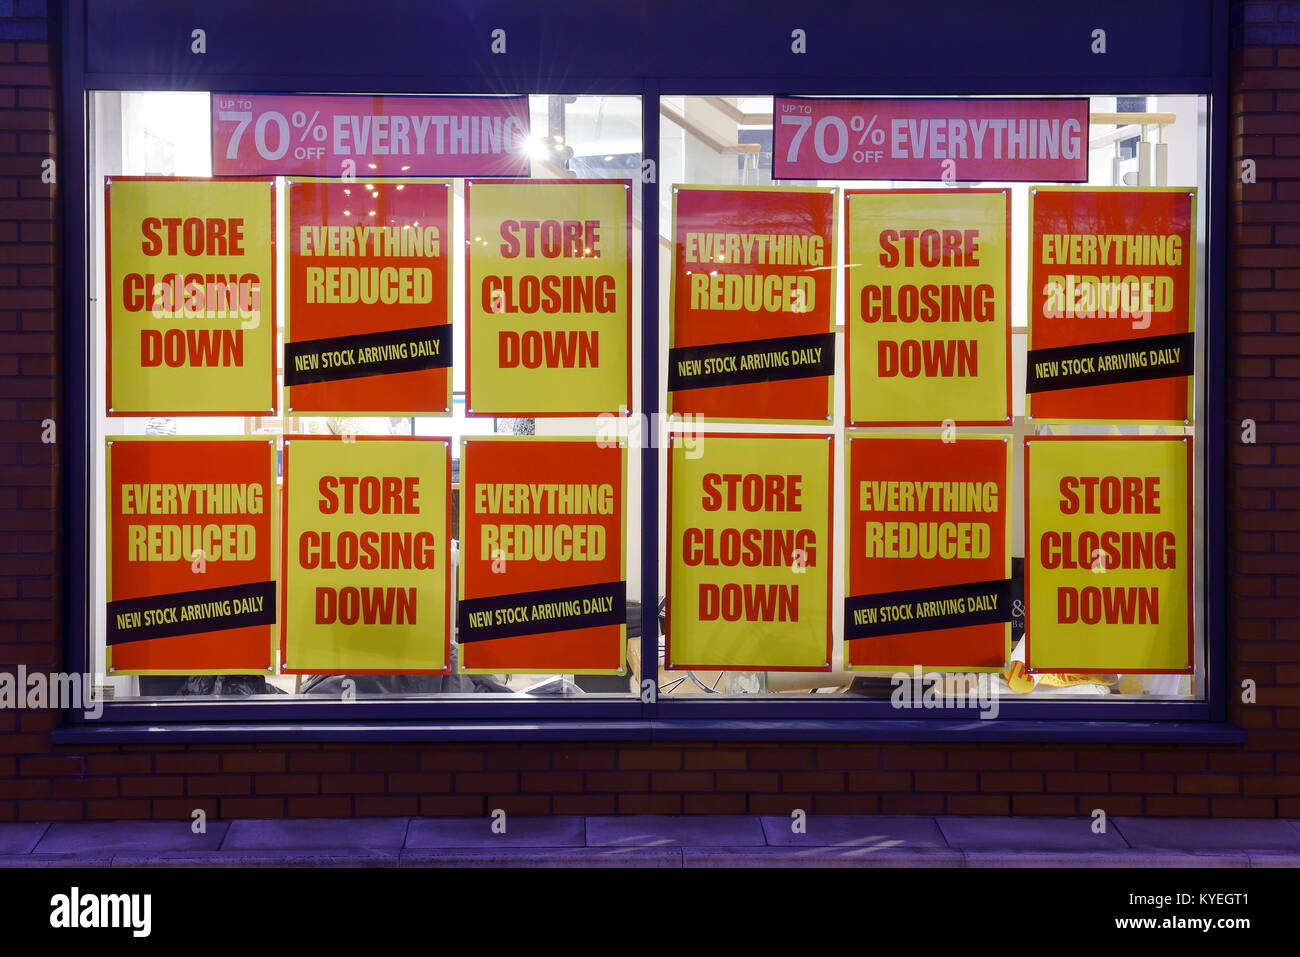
[281,436,450,674]
[666,433,833,671]
[845,189,1011,425]
[1025,436,1193,673]
[465,179,631,415]
[106,176,276,415]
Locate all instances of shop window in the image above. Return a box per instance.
[75,87,1215,727]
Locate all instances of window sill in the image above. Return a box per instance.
[51,718,1245,745]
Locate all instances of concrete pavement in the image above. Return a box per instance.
[1,815,1298,867]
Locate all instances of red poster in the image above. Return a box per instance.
[212,94,530,177]
[774,97,1089,182]
[285,179,453,415]
[458,438,626,674]
[845,435,1011,672]
[1026,188,1196,423]
[669,185,837,422]
[106,437,277,675]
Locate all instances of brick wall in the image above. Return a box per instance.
[0,0,63,821]
[1,2,1298,822]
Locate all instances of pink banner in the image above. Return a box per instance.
[212,94,531,177]
[773,97,1089,182]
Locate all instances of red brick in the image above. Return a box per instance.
[1244,774,1300,795]
[748,793,810,815]
[1044,772,1108,793]
[1175,774,1241,795]
[1109,773,1177,794]
[813,793,881,814]
[980,772,1043,792]
[222,752,286,773]
[420,750,484,772]
[1276,753,1300,773]
[386,773,451,793]
[312,773,381,793]
[119,776,184,798]
[287,752,353,773]
[881,750,945,770]
[219,797,286,818]
[0,65,50,86]
[18,755,82,776]
[748,749,816,771]
[418,795,483,816]
[781,772,845,792]
[881,794,944,815]
[1211,797,1277,818]
[50,777,116,799]
[187,775,251,797]
[1076,794,1142,816]
[355,750,420,772]
[684,794,747,814]
[155,753,220,774]
[643,771,709,792]
[617,794,681,814]
[1,778,48,799]
[914,771,977,791]
[355,795,419,816]
[585,771,650,792]
[1143,751,1208,772]
[552,749,617,771]
[454,773,518,793]
[16,43,48,64]
[845,771,913,792]
[85,800,151,820]
[17,801,81,821]
[485,749,551,771]
[521,772,585,793]
[1234,48,1274,69]
[1011,794,1077,815]
[483,795,550,816]
[1009,750,1075,771]
[250,774,319,796]
[552,794,617,815]
[1077,751,1142,772]
[286,797,350,817]
[683,749,748,770]
[151,799,217,820]
[618,749,681,771]
[1145,795,1210,816]
[1237,91,1276,111]
[947,794,1011,815]
[815,748,881,770]
[716,771,779,793]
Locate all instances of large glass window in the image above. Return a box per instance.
[654,95,1208,705]
[79,88,1213,721]
[87,91,644,702]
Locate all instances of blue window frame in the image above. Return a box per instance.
[54,0,1238,743]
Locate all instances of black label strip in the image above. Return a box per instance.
[457,581,625,643]
[845,578,1012,642]
[107,580,277,645]
[667,331,835,392]
[284,324,452,386]
[1025,331,1193,394]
